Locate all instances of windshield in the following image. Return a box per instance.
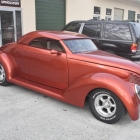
[63,39,98,53]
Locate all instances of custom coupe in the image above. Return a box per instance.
[0,31,140,124]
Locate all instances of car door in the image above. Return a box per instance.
[81,22,102,49]
[23,38,68,90]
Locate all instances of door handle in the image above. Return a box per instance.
[51,50,61,55]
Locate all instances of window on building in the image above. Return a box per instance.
[16,11,22,40]
[128,10,135,21]
[114,8,124,21]
[82,24,101,38]
[104,23,132,41]
[94,6,101,14]
[64,23,81,32]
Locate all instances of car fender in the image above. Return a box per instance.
[63,73,139,120]
[0,52,16,81]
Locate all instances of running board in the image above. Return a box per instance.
[9,77,64,100]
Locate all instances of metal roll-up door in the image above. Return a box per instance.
[114,8,124,21]
[128,10,135,21]
[35,0,65,30]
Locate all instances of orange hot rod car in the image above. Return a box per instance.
[0,31,140,124]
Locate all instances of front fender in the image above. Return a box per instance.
[0,52,16,80]
[63,73,139,120]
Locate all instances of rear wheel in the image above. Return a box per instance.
[0,64,10,86]
[88,89,125,124]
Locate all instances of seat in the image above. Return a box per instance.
[31,41,43,48]
[40,41,47,49]
[47,41,63,52]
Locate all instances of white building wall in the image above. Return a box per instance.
[66,0,140,23]
[21,0,36,34]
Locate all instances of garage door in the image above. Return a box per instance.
[35,0,65,30]
[128,10,135,21]
[114,8,124,21]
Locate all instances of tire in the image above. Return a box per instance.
[88,89,125,124]
[0,64,10,86]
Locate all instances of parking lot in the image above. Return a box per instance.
[0,84,140,140]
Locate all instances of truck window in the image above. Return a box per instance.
[64,23,81,32]
[82,24,101,38]
[104,23,132,41]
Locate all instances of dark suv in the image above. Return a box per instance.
[62,20,140,60]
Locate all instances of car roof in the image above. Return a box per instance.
[17,30,89,45]
[68,19,133,25]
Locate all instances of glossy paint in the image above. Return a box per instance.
[0,31,140,121]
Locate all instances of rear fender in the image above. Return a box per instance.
[63,73,139,120]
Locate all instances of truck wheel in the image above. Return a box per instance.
[89,89,125,124]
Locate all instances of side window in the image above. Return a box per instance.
[47,41,64,52]
[104,23,132,41]
[64,23,81,32]
[29,38,65,52]
[82,24,101,38]
[29,38,47,49]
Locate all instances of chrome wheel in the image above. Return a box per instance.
[89,89,125,124]
[0,64,6,83]
[94,94,116,117]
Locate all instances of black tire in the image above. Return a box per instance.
[0,64,10,86]
[88,89,125,124]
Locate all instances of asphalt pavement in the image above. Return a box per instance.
[0,84,140,140]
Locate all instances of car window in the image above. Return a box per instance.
[63,39,97,53]
[64,23,81,32]
[29,38,65,52]
[104,23,132,41]
[82,24,101,38]
[30,40,47,49]
[47,41,64,52]
[132,23,140,40]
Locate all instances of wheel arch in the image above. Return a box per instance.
[63,73,139,120]
[0,52,16,81]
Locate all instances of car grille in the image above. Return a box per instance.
[129,73,140,86]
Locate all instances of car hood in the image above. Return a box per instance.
[70,50,140,74]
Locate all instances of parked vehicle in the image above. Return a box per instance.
[62,20,140,60]
[0,31,140,124]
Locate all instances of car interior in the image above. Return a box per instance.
[30,39,64,52]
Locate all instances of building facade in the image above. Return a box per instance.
[0,0,140,46]
[0,0,35,46]
[66,0,140,22]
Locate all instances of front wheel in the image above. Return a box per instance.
[0,64,10,86]
[88,89,125,124]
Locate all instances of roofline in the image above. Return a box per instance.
[17,31,89,45]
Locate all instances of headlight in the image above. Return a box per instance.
[135,84,140,99]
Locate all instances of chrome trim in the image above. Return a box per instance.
[0,64,5,83]
[135,84,140,99]
[79,23,84,34]
[94,93,116,117]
